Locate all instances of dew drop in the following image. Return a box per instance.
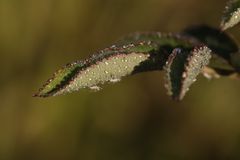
[110,78,121,83]
[182,72,187,78]
[89,86,101,91]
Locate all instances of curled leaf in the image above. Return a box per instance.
[164,48,189,99]
[221,0,240,30]
[164,46,212,100]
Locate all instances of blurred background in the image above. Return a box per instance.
[1,0,240,159]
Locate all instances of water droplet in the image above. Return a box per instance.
[129,44,134,47]
[182,72,187,78]
[110,78,121,83]
[89,86,101,91]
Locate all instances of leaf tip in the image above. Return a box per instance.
[32,89,49,98]
[221,0,240,30]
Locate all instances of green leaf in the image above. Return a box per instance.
[164,46,212,101]
[34,33,202,98]
[221,0,240,30]
[34,42,159,97]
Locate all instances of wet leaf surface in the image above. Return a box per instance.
[221,0,240,30]
[164,46,211,100]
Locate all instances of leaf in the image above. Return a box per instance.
[164,46,212,101]
[34,42,159,97]
[164,48,189,99]
[182,25,239,77]
[34,33,201,98]
[182,25,238,61]
[221,0,240,30]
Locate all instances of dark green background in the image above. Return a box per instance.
[1,0,240,159]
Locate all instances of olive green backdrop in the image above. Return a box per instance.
[1,0,240,159]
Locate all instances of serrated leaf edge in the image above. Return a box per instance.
[178,46,212,100]
[34,41,155,97]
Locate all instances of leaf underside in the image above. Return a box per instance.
[34,42,157,97]
[164,46,212,100]
[221,0,240,30]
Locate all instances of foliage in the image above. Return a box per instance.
[34,0,240,100]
